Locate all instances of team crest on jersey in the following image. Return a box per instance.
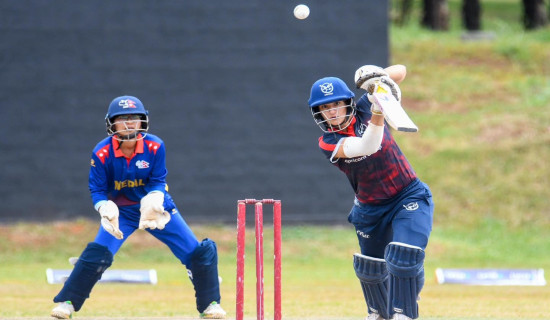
[403,202,419,211]
[358,123,368,136]
[135,160,150,169]
[320,82,334,96]
[90,159,95,167]
[118,99,138,109]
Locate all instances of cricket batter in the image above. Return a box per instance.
[50,96,226,319]
[307,65,434,320]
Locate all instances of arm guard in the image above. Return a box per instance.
[340,122,384,158]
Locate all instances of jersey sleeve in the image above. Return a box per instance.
[318,134,344,162]
[356,94,373,115]
[89,150,109,206]
[144,139,168,194]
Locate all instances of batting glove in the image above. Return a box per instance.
[378,76,402,102]
[139,191,170,230]
[367,94,384,116]
[354,65,388,91]
[355,65,401,102]
[98,200,123,239]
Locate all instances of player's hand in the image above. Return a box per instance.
[98,200,123,239]
[367,93,384,116]
[367,80,401,116]
[354,65,388,92]
[355,65,401,102]
[365,76,402,103]
[139,210,171,230]
[139,191,170,230]
[378,76,401,102]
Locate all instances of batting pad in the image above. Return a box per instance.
[353,253,391,319]
[47,268,158,284]
[188,238,221,313]
[385,242,425,319]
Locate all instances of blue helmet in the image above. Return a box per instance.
[105,95,149,140]
[308,77,356,132]
[308,77,355,108]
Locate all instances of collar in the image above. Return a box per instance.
[328,117,357,136]
[112,134,144,158]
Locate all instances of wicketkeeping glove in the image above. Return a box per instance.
[354,65,401,102]
[98,200,123,239]
[139,191,171,230]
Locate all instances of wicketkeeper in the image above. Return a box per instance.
[307,65,434,320]
[50,96,226,319]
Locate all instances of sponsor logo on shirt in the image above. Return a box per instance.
[135,160,150,169]
[114,179,145,190]
[344,155,367,163]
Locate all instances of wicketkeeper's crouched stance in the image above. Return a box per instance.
[51,96,226,319]
[308,65,434,320]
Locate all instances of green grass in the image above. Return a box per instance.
[388,0,550,230]
[0,221,549,319]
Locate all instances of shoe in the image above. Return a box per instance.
[51,301,74,319]
[200,301,226,319]
[392,313,412,320]
[366,312,387,320]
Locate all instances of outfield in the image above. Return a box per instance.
[0,222,549,319]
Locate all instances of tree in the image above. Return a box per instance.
[393,0,414,27]
[421,0,450,30]
[522,0,548,30]
[462,0,482,31]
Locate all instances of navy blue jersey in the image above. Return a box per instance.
[318,94,417,204]
[89,134,173,209]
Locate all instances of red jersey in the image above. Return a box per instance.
[318,94,417,204]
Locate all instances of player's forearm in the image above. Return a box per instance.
[370,113,385,126]
[145,178,167,194]
[89,162,109,208]
[90,188,109,210]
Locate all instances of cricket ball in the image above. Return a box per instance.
[294,4,310,20]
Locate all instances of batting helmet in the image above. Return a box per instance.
[308,77,354,108]
[105,95,149,140]
[308,77,356,132]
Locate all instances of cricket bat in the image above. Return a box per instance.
[371,85,418,132]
